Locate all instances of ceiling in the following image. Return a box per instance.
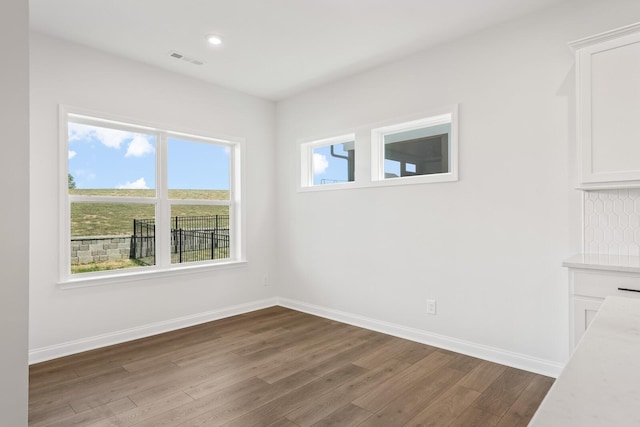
[30,0,568,101]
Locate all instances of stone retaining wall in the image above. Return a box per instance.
[71,236,131,265]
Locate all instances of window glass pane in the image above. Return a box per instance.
[384,159,401,179]
[170,205,230,264]
[168,138,230,200]
[70,202,155,274]
[68,122,156,196]
[383,123,450,178]
[312,141,355,185]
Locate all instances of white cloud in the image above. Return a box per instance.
[125,136,155,157]
[96,128,130,149]
[313,153,329,174]
[68,122,136,150]
[68,150,77,160]
[68,122,94,142]
[117,177,149,189]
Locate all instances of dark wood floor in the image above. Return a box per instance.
[29,306,553,426]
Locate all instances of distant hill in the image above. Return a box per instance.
[69,189,230,236]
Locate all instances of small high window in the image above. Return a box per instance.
[300,134,356,188]
[371,107,458,185]
[298,105,458,191]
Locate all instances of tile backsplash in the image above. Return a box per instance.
[584,188,640,255]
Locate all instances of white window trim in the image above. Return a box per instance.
[371,105,458,186]
[297,105,459,192]
[59,105,246,286]
[299,133,357,191]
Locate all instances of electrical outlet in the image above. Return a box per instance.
[263,274,269,286]
[426,299,437,315]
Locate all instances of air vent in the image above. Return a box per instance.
[168,51,205,66]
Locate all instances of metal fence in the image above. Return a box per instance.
[131,219,155,265]
[172,229,230,263]
[171,215,229,232]
[131,215,230,265]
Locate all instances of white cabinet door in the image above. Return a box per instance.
[572,297,602,348]
[568,268,640,352]
[571,23,640,188]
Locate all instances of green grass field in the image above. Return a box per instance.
[69,189,230,236]
[71,258,144,274]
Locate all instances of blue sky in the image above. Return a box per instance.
[68,122,230,190]
[312,143,352,185]
[311,142,404,183]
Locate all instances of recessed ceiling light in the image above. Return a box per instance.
[207,35,223,46]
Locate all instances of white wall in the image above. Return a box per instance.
[275,0,640,374]
[0,0,29,424]
[29,33,277,359]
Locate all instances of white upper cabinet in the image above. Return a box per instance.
[571,23,640,189]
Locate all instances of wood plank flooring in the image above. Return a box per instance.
[29,307,553,426]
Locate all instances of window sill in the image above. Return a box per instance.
[298,172,458,193]
[58,260,248,289]
[298,181,361,192]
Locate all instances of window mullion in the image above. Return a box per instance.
[68,195,158,204]
[230,144,237,261]
[156,132,170,268]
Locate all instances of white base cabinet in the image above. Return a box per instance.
[572,297,601,348]
[569,269,640,351]
[531,297,640,426]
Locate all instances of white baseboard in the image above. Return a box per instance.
[277,297,564,378]
[29,297,278,365]
[30,296,564,377]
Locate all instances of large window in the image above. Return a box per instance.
[63,108,242,280]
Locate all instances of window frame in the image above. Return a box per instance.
[297,105,459,192]
[59,105,245,285]
[371,105,459,186]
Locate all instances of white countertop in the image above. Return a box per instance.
[530,296,640,426]
[563,253,640,274]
